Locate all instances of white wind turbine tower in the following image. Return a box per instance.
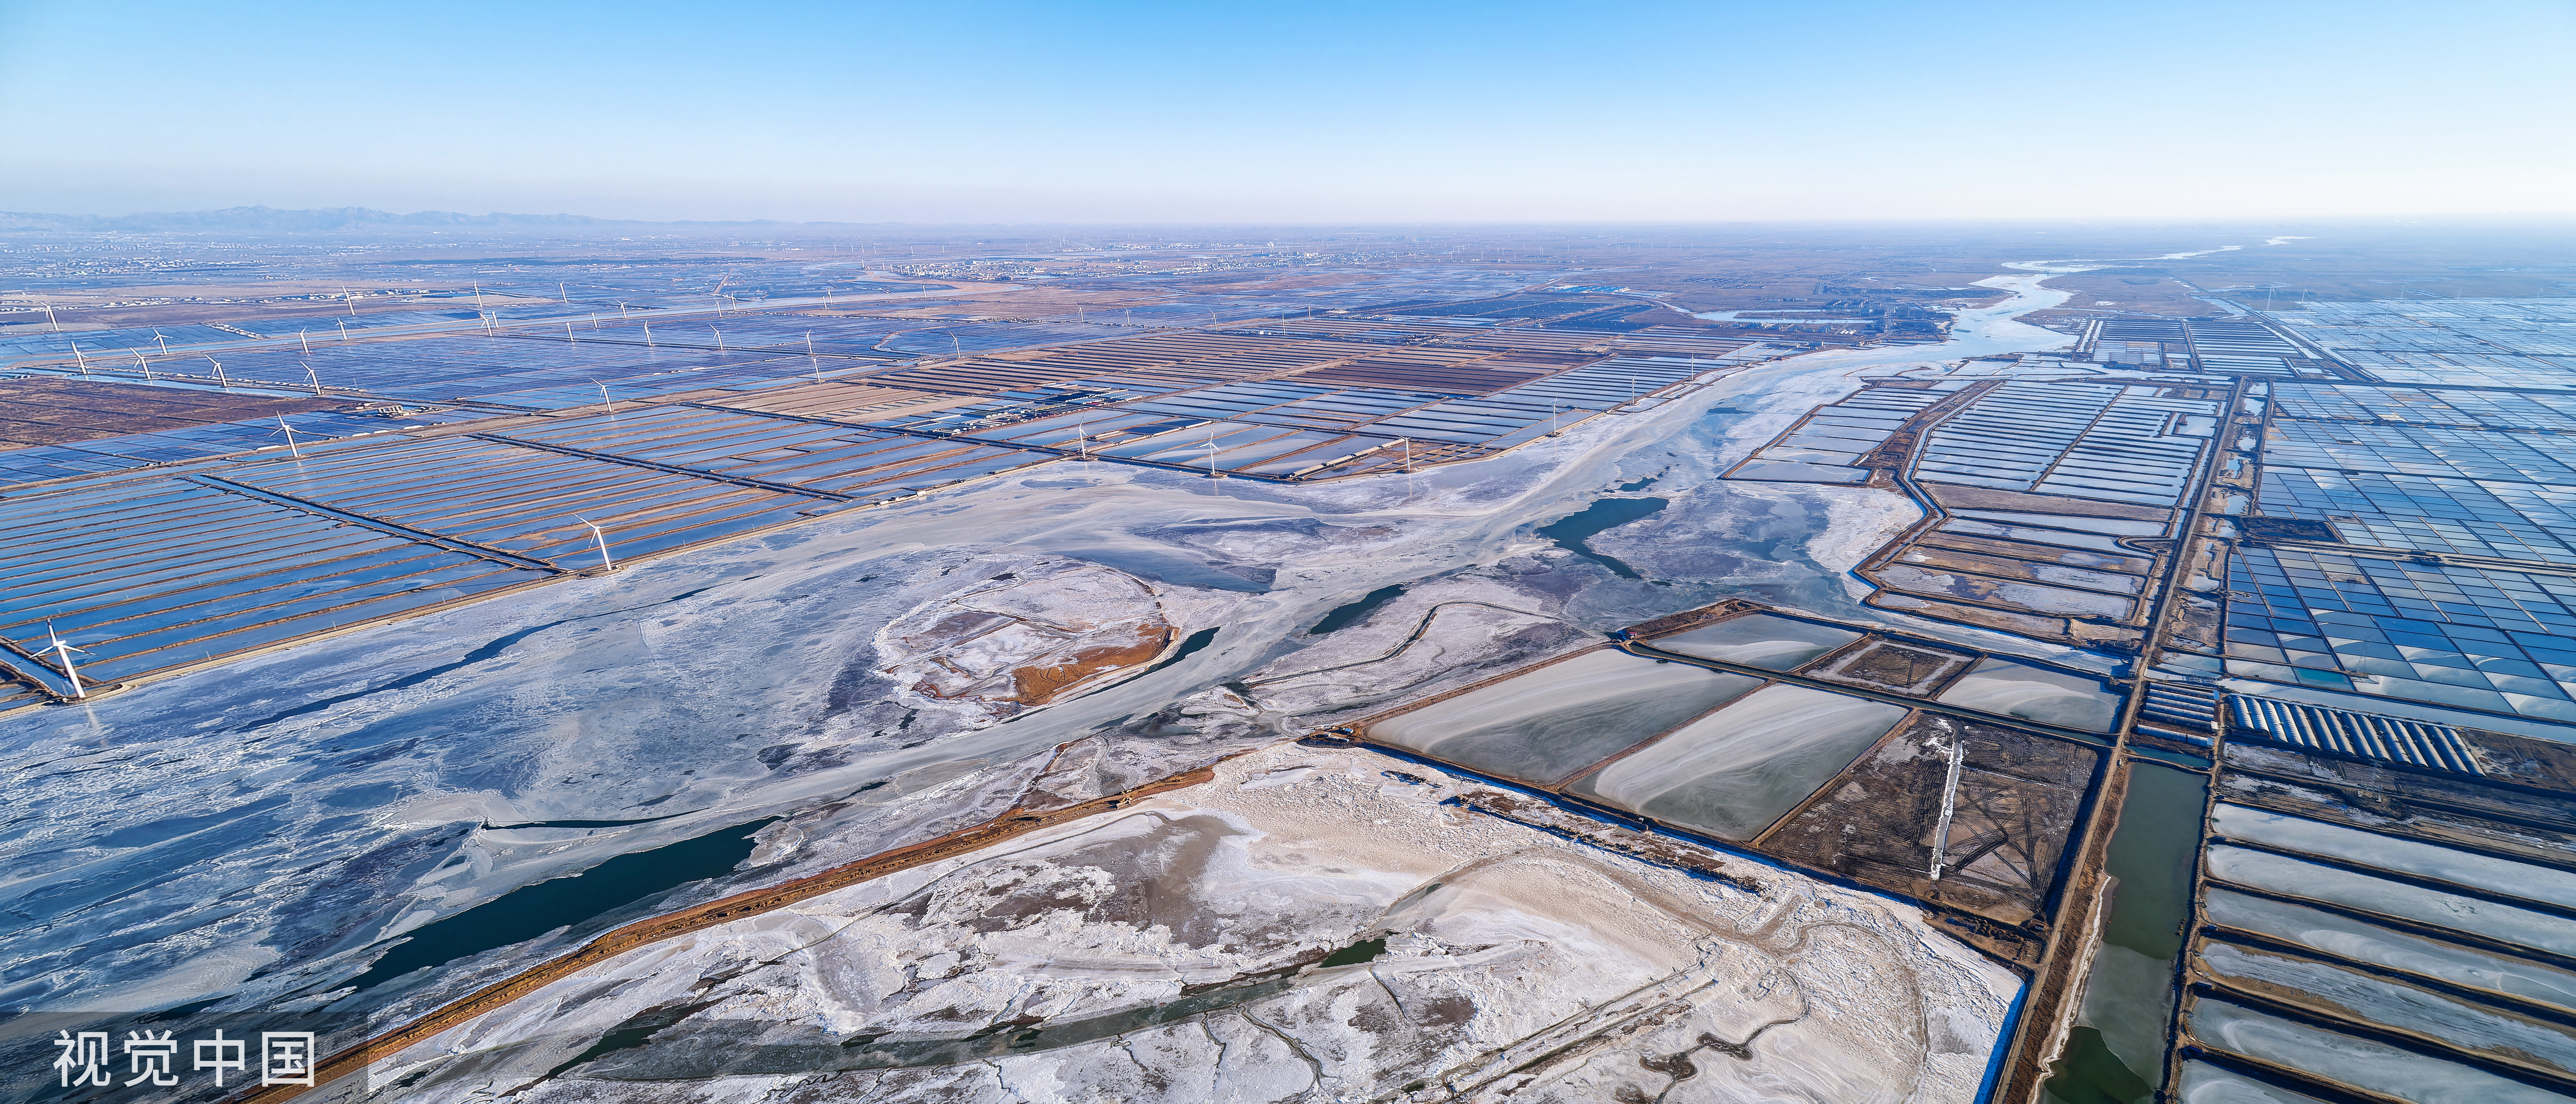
[70,342,89,379]
[204,355,230,390]
[44,621,90,700]
[303,362,324,395]
[276,415,303,457]
[133,351,154,382]
[575,516,615,572]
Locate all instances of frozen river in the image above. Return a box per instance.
[1,268,2084,1078]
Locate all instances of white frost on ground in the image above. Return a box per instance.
[0,255,2089,1078]
[875,558,1239,724]
[1233,565,1594,725]
[353,744,2021,1104]
[1808,484,1925,584]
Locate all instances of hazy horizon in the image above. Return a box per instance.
[4,0,2569,225]
[12,207,2576,233]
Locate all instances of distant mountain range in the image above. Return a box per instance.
[0,206,868,234]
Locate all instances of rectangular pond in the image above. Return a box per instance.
[1649,613,1864,671]
[1365,648,1766,786]
[2203,888,2576,1015]
[1935,657,2122,732]
[1565,684,1910,840]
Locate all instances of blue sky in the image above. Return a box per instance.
[2,0,2570,222]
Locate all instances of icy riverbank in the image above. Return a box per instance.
[0,254,2094,1092]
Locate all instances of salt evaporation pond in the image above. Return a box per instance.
[1936,657,2121,731]
[0,260,2099,1068]
[1939,517,2139,553]
[1652,613,1862,670]
[1951,509,2170,537]
[2213,804,2576,909]
[2207,846,2576,958]
[1568,684,1908,839]
[2175,1059,2346,1103]
[2204,888,2576,1015]
[1365,648,1764,785]
[2199,943,2576,1076]
[2189,998,2564,1104]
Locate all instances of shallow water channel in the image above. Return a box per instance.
[2047,762,2207,1103]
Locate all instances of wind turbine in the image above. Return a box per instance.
[70,342,88,379]
[205,355,230,389]
[575,516,615,572]
[276,415,303,457]
[44,622,90,700]
[134,351,154,382]
[302,361,324,395]
[589,378,616,414]
[299,330,311,354]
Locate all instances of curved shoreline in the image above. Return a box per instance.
[228,251,2115,1100]
[232,764,1220,1102]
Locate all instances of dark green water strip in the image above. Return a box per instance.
[2044,762,2207,1104]
[342,816,779,994]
